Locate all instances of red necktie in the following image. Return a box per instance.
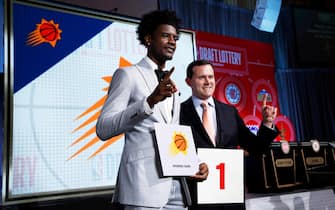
[201,102,216,146]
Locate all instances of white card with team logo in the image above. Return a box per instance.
[154,123,198,177]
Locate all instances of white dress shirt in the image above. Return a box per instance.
[144,56,173,123]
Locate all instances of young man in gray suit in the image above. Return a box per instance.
[96,10,208,210]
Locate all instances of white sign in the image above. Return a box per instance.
[154,123,198,176]
[197,148,244,204]
[9,1,196,202]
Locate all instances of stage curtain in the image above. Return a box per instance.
[159,0,335,141]
[275,69,335,141]
[159,0,272,42]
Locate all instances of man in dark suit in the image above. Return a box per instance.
[180,60,279,210]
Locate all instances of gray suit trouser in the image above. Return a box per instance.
[124,179,187,210]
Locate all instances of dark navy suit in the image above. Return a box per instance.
[180,97,279,210]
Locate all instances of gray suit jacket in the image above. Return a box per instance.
[96,58,188,207]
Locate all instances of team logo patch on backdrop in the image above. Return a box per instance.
[26,18,62,47]
[215,76,247,112]
[274,116,296,142]
[251,79,278,113]
[225,83,241,105]
[243,115,261,135]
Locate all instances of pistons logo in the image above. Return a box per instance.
[225,83,241,105]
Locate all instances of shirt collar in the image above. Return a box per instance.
[192,96,215,108]
[144,56,158,71]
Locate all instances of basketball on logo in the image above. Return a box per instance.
[174,134,187,151]
[40,22,60,41]
[170,132,189,155]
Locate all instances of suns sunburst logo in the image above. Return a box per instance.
[68,57,132,160]
[26,18,62,47]
[170,132,189,156]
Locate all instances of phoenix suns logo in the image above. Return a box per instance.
[27,18,62,47]
[170,132,189,156]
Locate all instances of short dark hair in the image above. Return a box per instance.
[137,10,181,46]
[186,60,214,78]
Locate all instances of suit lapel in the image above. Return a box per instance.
[214,99,225,146]
[135,59,170,123]
[171,92,180,123]
[157,101,170,123]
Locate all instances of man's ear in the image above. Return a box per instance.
[185,78,192,87]
[144,35,151,46]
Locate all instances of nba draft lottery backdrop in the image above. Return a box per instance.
[195,31,295,142]
[5,1,195,203]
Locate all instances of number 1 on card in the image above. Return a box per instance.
[216,163,225,189]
